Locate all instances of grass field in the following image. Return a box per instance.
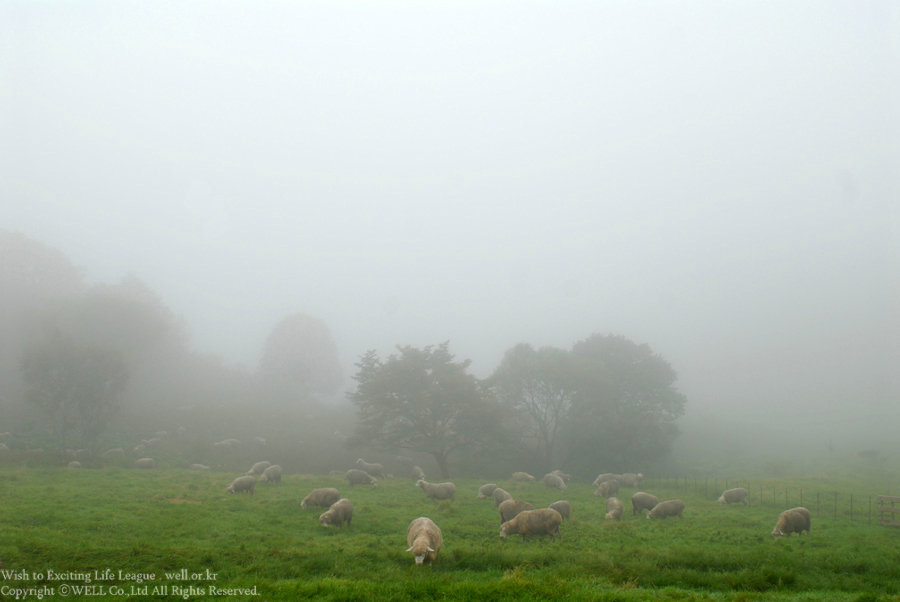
[1,467,898,601]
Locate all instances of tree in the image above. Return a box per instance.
[488,343,600,473]
[568,333,687,474]
[20,333,129,452]
[347,342,500,478]
[259,313,343,400]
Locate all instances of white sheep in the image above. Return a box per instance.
[477,484,499,499]
[133,444,147,455]
[548,500,572,520]
[101,449,125,460]
[328,470,346,477]
[718,487,749,506]
[771,507,811,538]
[592,473,621,487]
[226,475,256,496]
[68,461,82,469]
[189,464,210,471]
[412,466,426,480]
[246,461,272,475]
[135,458,156,469]
[543,473,567,491]
[631,492,660,516]
[142,438,162,448]
[605,497,624,520]
[594,479,620,498]
[500,508,563,542]
[406,517,443,565]
[499,499,535,524]
[356,458,386,479]
[416,479,456,502]
[647,499,685,519]
[621,473,644,487]
[550,470,572,482]
[345,469,378,487]
[258,464,282,484]
[319,498,353,528]
[511,472,536,483]
[301,488,341,510]
[493,488,513,508]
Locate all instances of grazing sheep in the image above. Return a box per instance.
[592,473,621,487]
[189,464,210,471]
[416,479,456,502]
[500,508,563,542]
[477,484,499,499]
[102,448,125,460]
[68,461,82,469]
[356,458,386,479]
[328,470,346,476]
[499,499,536,524]
[511,472,536,483]
[549,500,572,520]
[594,479,620,498]
[718,487,749,506]
[543,473,567,491]
[605,497,624,520]
[226,475,256,496]
[771,507,811,538]
[647,499,685,520]
[550,470,572,482]
[319,498,353,528]
[142,438,162,448]
[258,464,282,484]
[622,473,644,488]
[345,469,378,487]
[493,488,512,508]
[135,458,156,469]
[412,466,426,480]
[247,461,272,475]
[133,444,147,455]
[631,492,660,516]
[301,487,341,510]
[406,517,443,565]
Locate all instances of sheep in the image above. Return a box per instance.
[548,500,572,520]
[356,458,386,479]
[416,479,456,502]
[189,464,210,471]
[68,461,82,469]
[246,461,272,475]
[543,473,567,491]
[499,499,535,524]
[328,470,346,476]
[345,469,378,488]
[622,473,644,488]
[771,507,811,538]
[605,497,624,520]
[550,470,572,482]
[718,487,749,506]
[500,508,563,542]
[142,438,162,448]
[477,484,499,499]
[412,466,426,480]
[135,458,156,469]
[647,499,685,520]
[101,448,125,460]
[594,479,620,498]
[493,488,513,507]
[133,444,147,455]
[592,473,621,487]
[406,517,443,565]
[631,492,660,516]
[319,498,353,528]
[301,487,341,510]
[226,475,256,496]
[224,439,241,447]
[511,472,536,483]
[254,437,266,446]
[258,464,282,484]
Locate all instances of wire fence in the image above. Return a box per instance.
[646,475,896,526]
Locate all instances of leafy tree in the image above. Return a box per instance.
[488,343,600,473]
[568,333,687,474]
[259,313,343,400]
[347,342,500,478]
[20,333,129,452]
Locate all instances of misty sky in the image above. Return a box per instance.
[2,2,897,442]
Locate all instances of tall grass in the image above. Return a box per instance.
[1,468,898,601]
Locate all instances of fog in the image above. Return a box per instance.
[2,2,897,465]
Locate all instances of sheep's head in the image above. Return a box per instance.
[771,529,784,538]
[415,479,426,489]
[407,543,434,565]
[300,500,308,509]
[319,514,331,528]
[499,526,509,539]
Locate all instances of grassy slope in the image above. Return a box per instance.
[1,468,899,601]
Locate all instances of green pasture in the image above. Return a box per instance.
[1,467,898,601]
